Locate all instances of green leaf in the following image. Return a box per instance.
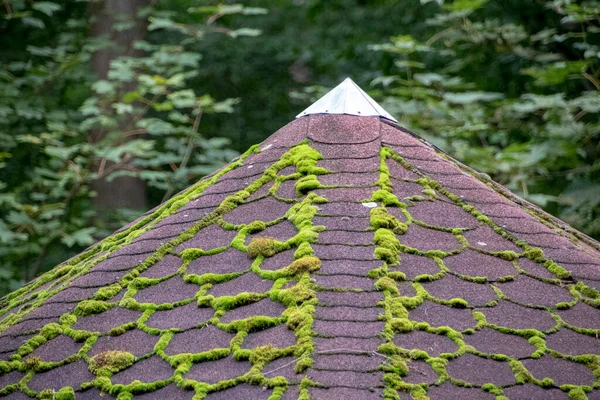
[32,2,61,16]
[61,227,96,247]
[22,17,45,29]
[569,92,600,113]
[443,91,503,104]
[92,80,114,95]
[443,0,488,11]
[44,146,74,160]
[521,61,588,86]
[229,28,262,38]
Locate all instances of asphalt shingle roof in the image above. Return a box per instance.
[1,107,600,399]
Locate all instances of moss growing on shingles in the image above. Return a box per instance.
[568,387,589,400]
[376,277,400,296]
[576,282,600,299]
[184,271,244,286]
[544,260,572,280]
[55,386,76,400]
[73,300,113,317]
[524,247,545,262]
[294,242,314,259]
[492,250,520,262]
[370,208,407,234]
[257,257,321,281]
[295,174,322,195]
[374,228,402,266]
[247,237,285,258]
[211,292,267,311]
[94,283,123,301]
[246,220,267,234]
[89,350,135,376]
[372,189,404,207]
[219,316,282,334]
[285,143,328,176]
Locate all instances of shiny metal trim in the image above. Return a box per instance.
[296,77,397,122]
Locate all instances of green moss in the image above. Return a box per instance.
[212,292,267,311]
[524,247,545,262]
[493,251,520,262]
[277,257,321,278]
[220,315,282,333]
[374,228,402,266]
[568,387,589,400]
[55,386,76,400]
[89,350,135,376]
[372,189,403,207]
[544,260,572,280]
[577,282,600,299]
[246,220,267,234]
[481,383,503,395]
[23,355,41,370]
[275,284,316,307]
[247,237,284,258]
[73,300,113,316]
[94,284,122,301]
[180,248,206,262]
[509,360,534,384]
[184,271,243,286]
[370,208,407,234]
[375,277,400,296]
[286,143,328,175]
[391,318,414,333]
[447,298,469,308]
[294,242,314,259]
[295,174,322,195]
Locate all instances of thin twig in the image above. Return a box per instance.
[3,0,12,15]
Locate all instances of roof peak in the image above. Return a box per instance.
[296,77,397,122]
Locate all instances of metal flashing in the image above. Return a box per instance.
[296,77,397,122]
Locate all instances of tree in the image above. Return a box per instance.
[0,1,264,294]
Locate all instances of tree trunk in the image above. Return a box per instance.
[89,0,149,211]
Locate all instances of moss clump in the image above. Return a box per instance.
[295,175,322,195]
[391,318,413,333]
[276,284,316,307]
[544,260,572,279]
[284,257,321,275]
[524,247,545,262]
[89,350,135,376]
[73,300,112,316]
[23,355,41,369]
[447,298,469,308]
[294,242,314,259]
[494,251,520,262]
[286,143,328,175]
[246,220,267,234]
[374,228,402,266]
[372,189,403,207]
[568,387,589,400]
[509,360,534,384]
[180,248,206,262]
[94,284,122,301]
[375,277,400,296]
[247,237,282,258]
[370,207,407,234]
[55,387,76,400]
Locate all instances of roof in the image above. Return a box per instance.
[1,81,600,400]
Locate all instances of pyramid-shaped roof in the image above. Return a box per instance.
[1,79,600,399]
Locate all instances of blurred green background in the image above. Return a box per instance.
[1,0,599,295]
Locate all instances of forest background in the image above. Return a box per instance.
[0,0,598,295]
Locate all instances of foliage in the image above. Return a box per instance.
[0,0,263,294]
[0,0,598,297]
[369,0,600,239]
